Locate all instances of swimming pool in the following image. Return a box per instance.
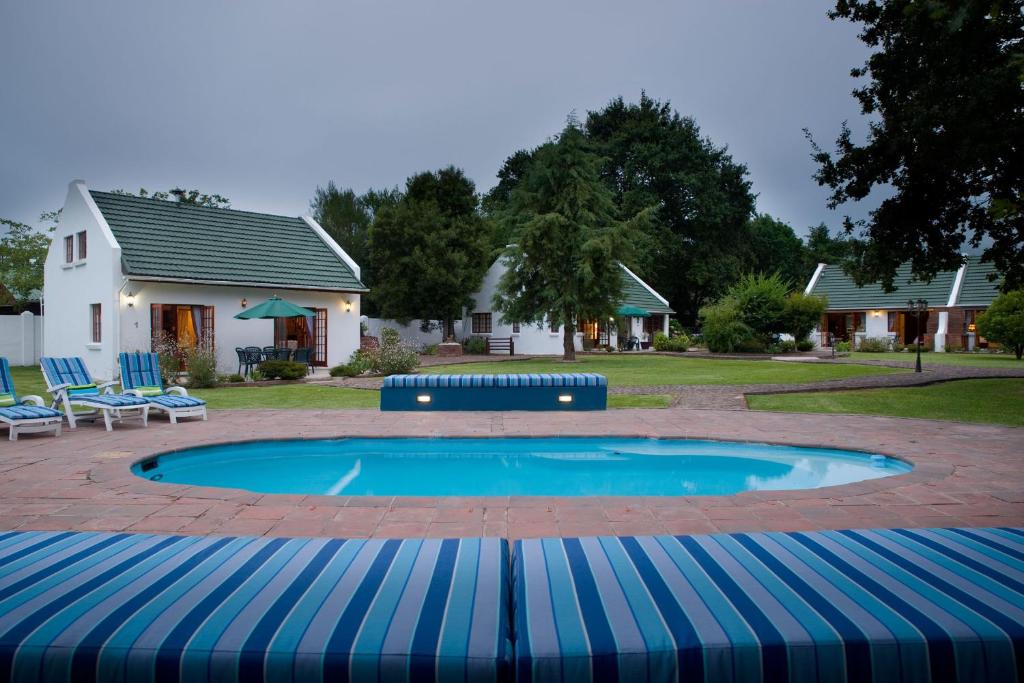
[133,438,911,496]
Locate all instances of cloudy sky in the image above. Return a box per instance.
[1,1,872,233]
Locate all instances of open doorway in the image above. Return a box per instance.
[274,308,327,366]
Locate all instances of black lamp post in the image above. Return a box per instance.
[907,298,928,372]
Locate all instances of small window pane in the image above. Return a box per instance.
[512,321,520,334]
[64,235,74,263]
[90,303,101,343]
[77,231,87,260]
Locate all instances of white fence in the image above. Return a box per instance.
[0,312,43,366]
[364,318,462,350]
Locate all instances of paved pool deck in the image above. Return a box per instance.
[1,408,1021,539]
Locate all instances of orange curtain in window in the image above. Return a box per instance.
[176,306,197,347]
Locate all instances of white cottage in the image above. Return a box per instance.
[43,180,367,380]
[460,256,674,354]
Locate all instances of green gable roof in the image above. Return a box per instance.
[90,191,366,292]
[810,262,957,310]
[619,265,674,314]
[955,256,1002,307]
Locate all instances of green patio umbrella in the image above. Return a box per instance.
[234,295,316,319]
[616,305,650,317]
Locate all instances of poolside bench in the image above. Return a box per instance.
[381,373,608,411]
[0,532,511,682]
[513,528,1024,682]
[486,337,514,355]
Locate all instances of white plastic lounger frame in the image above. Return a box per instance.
[40,357,149,431]
[0,358,62,441]
[118,352,208,424]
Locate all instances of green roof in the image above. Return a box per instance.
[956,256,1002,307]
[619,265,674,314]
[90,191,366,291]
[810,262,957,310]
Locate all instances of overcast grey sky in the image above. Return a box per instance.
[1,1,871,234]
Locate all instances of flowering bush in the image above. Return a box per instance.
[367,327,420,375]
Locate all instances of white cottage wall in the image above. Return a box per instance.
[119,282,361,375]
[42,181,123,380]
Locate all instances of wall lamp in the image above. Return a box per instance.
[343,299,353,313]
[241,298,248,308]
[126,291,135,308]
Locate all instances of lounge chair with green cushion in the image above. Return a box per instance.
[119,351,207,424]
[0,357,62,440]
[40,356,149,431]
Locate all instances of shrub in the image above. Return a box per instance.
[653,332,690,352]
[422,343,439,356]
[150,332,182,385]
[250,369,265,382]
[796,339,815,352]
[731,273,789,344]
[783,291,827,343]
[183,336,219,388]
[221,373,245,383]
[364,327,420,375]
[834,340,852,352]
[329,363,362,378]
[777,339,797,353]
[976,289,1024,359]
[258,360,308,380]
[463,337,487,355]
[858,336,892,353]
[699,298,755,352]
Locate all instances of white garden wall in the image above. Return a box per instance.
[0,312,43,366]
[364,318,462,350]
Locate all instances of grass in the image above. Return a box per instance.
[747,378,1024,427]
[424,354,900,386]
[849,351,1022,367]
[608,394,673,409]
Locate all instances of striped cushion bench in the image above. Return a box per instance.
[513,529,1024,683]
[381,374,608,411]
[0,532,511,683]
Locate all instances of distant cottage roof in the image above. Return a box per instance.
[808,255,1001,309]
[90,191,366,292]
[619,265,674,314]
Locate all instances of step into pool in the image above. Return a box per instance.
[133,438,911,496]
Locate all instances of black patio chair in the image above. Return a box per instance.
[273,347,292,361]
[261,346,277,361]
[292,347,313,373]
[237,347,261,377]
[244,347,265,374]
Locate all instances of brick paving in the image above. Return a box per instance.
[1,407,1020,539]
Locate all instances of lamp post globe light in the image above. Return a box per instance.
[907,298,928,373]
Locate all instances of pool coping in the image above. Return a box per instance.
[2,407,1019,538]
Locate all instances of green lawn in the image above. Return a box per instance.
[424,355,900,386]
[848,351,1023,368]
[747,378,1024,427]
[608,394,673,409]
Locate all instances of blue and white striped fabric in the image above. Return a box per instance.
[117,352,163,391]
[39,357,94,390]
[145,394,206,409]
[0,359,62,421]
[0,532,511,683]
[384,373,608,388]
[513,529,1024,683]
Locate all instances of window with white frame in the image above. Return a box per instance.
[512,321,521,334]
[90,304,101,343]
[64,235,74,263]
[76,230,87,260]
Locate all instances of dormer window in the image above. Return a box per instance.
[77,231,87,260]
[64,235,74,263]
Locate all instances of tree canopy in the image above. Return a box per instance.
[808,0,1024,290]
[112,187,231,208]
[976,290,1024,359]
[368,167,491,339]
[0,218,50,307]
[493,124,635,360]
[745,214,812,289]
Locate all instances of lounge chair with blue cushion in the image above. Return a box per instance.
[119,351,207,424]
[0,357,63,441]
[40,356,149,430]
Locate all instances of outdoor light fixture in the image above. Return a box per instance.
[557,394,573,403]
[126,291,135,308]
[241,298,248,308]
[907,298,928,373]
[343,299,353,313]
[416,394,432,404]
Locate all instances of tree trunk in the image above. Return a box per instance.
[562,319,576,361]
[441,318,453,342]
[1016,344,1022,360]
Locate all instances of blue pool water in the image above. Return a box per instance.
[134,438,911,496]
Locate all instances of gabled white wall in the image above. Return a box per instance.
[461,256,580,355]
[42,181,123,380]
[119,282,361,373]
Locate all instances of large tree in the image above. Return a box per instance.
[584,94,757,324]
[803,223,859,272]
[369,167,490,339]
[808,0,1024,289]
[0,218,51,308]
[745,214,811,288]
[493,124,635,361]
